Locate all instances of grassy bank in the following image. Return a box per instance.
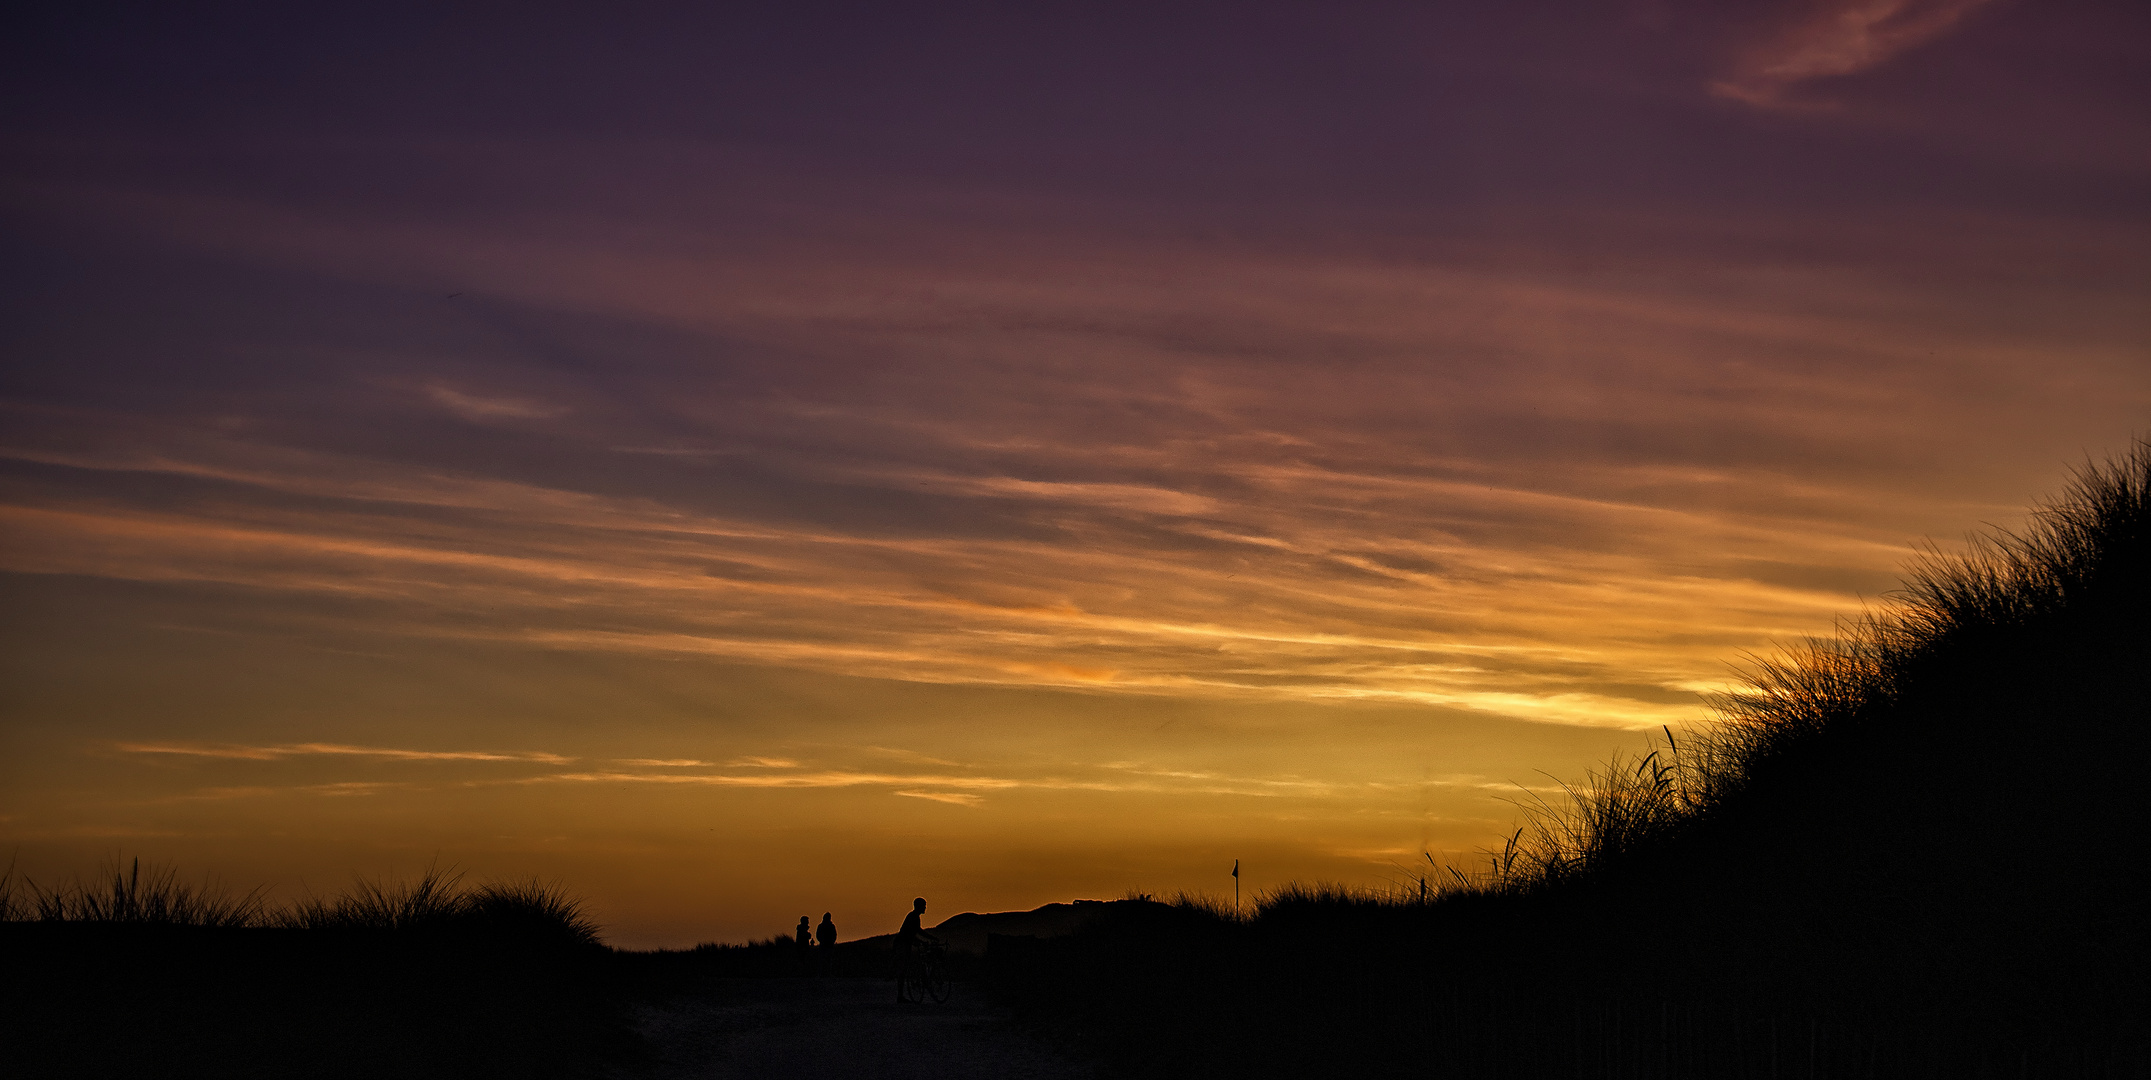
[1,865,631,1079]
[995,444,2151,1078]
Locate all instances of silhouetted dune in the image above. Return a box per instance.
[607,899,1134,993]
[992,443,2151,1078]
[849,899,1121,955]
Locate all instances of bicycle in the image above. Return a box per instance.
[897,939,952,1004]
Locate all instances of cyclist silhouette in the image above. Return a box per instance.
[893,897,939,1002]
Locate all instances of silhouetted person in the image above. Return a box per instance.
[893,897,937,1002]
[795,915,812,962]
[814,912,837,974]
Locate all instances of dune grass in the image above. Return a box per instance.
[3,856,600,947]
[1425,439,2151,901]
[280,867,603,945]
[3,856,271,927]
[0,859,20,922]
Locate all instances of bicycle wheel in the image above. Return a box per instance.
[923,954,952,1003]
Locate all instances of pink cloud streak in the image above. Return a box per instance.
[1714,0,2001,108]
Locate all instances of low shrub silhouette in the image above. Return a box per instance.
[999,442,2151,1078]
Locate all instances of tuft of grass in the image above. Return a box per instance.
[281,868,602,947]
[462,879,604,947]
[1254,880,1391,914]
[1149,890,1245,922]
[0,857,22,922]
[282,866,472,932]
[18,857,269,927]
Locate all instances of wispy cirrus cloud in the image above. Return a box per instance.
[895,790,984,807]
[109,736,1562,810]
[865,748,961,767]
[422,384,570,423]
[515,769,1035,791]
[176,781,408,800]
[506,764,1367,802]
[118,741,572,763]
[0,440,1914,730]
[1713,0,2000,108]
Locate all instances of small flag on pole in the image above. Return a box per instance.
[1232,859,1240,909]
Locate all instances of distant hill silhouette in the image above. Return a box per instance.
[996,442,2151,1079]
[850,899,1120,955]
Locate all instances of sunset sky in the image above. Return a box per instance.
[3,0,2145,947]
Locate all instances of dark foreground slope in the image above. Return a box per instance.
[997,447,2151,1079]
[3,922,628,1079]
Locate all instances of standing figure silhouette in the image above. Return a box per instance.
[816,912,837,974]
[795,915,812,963]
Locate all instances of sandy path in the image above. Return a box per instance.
[615,977,1094,1080]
